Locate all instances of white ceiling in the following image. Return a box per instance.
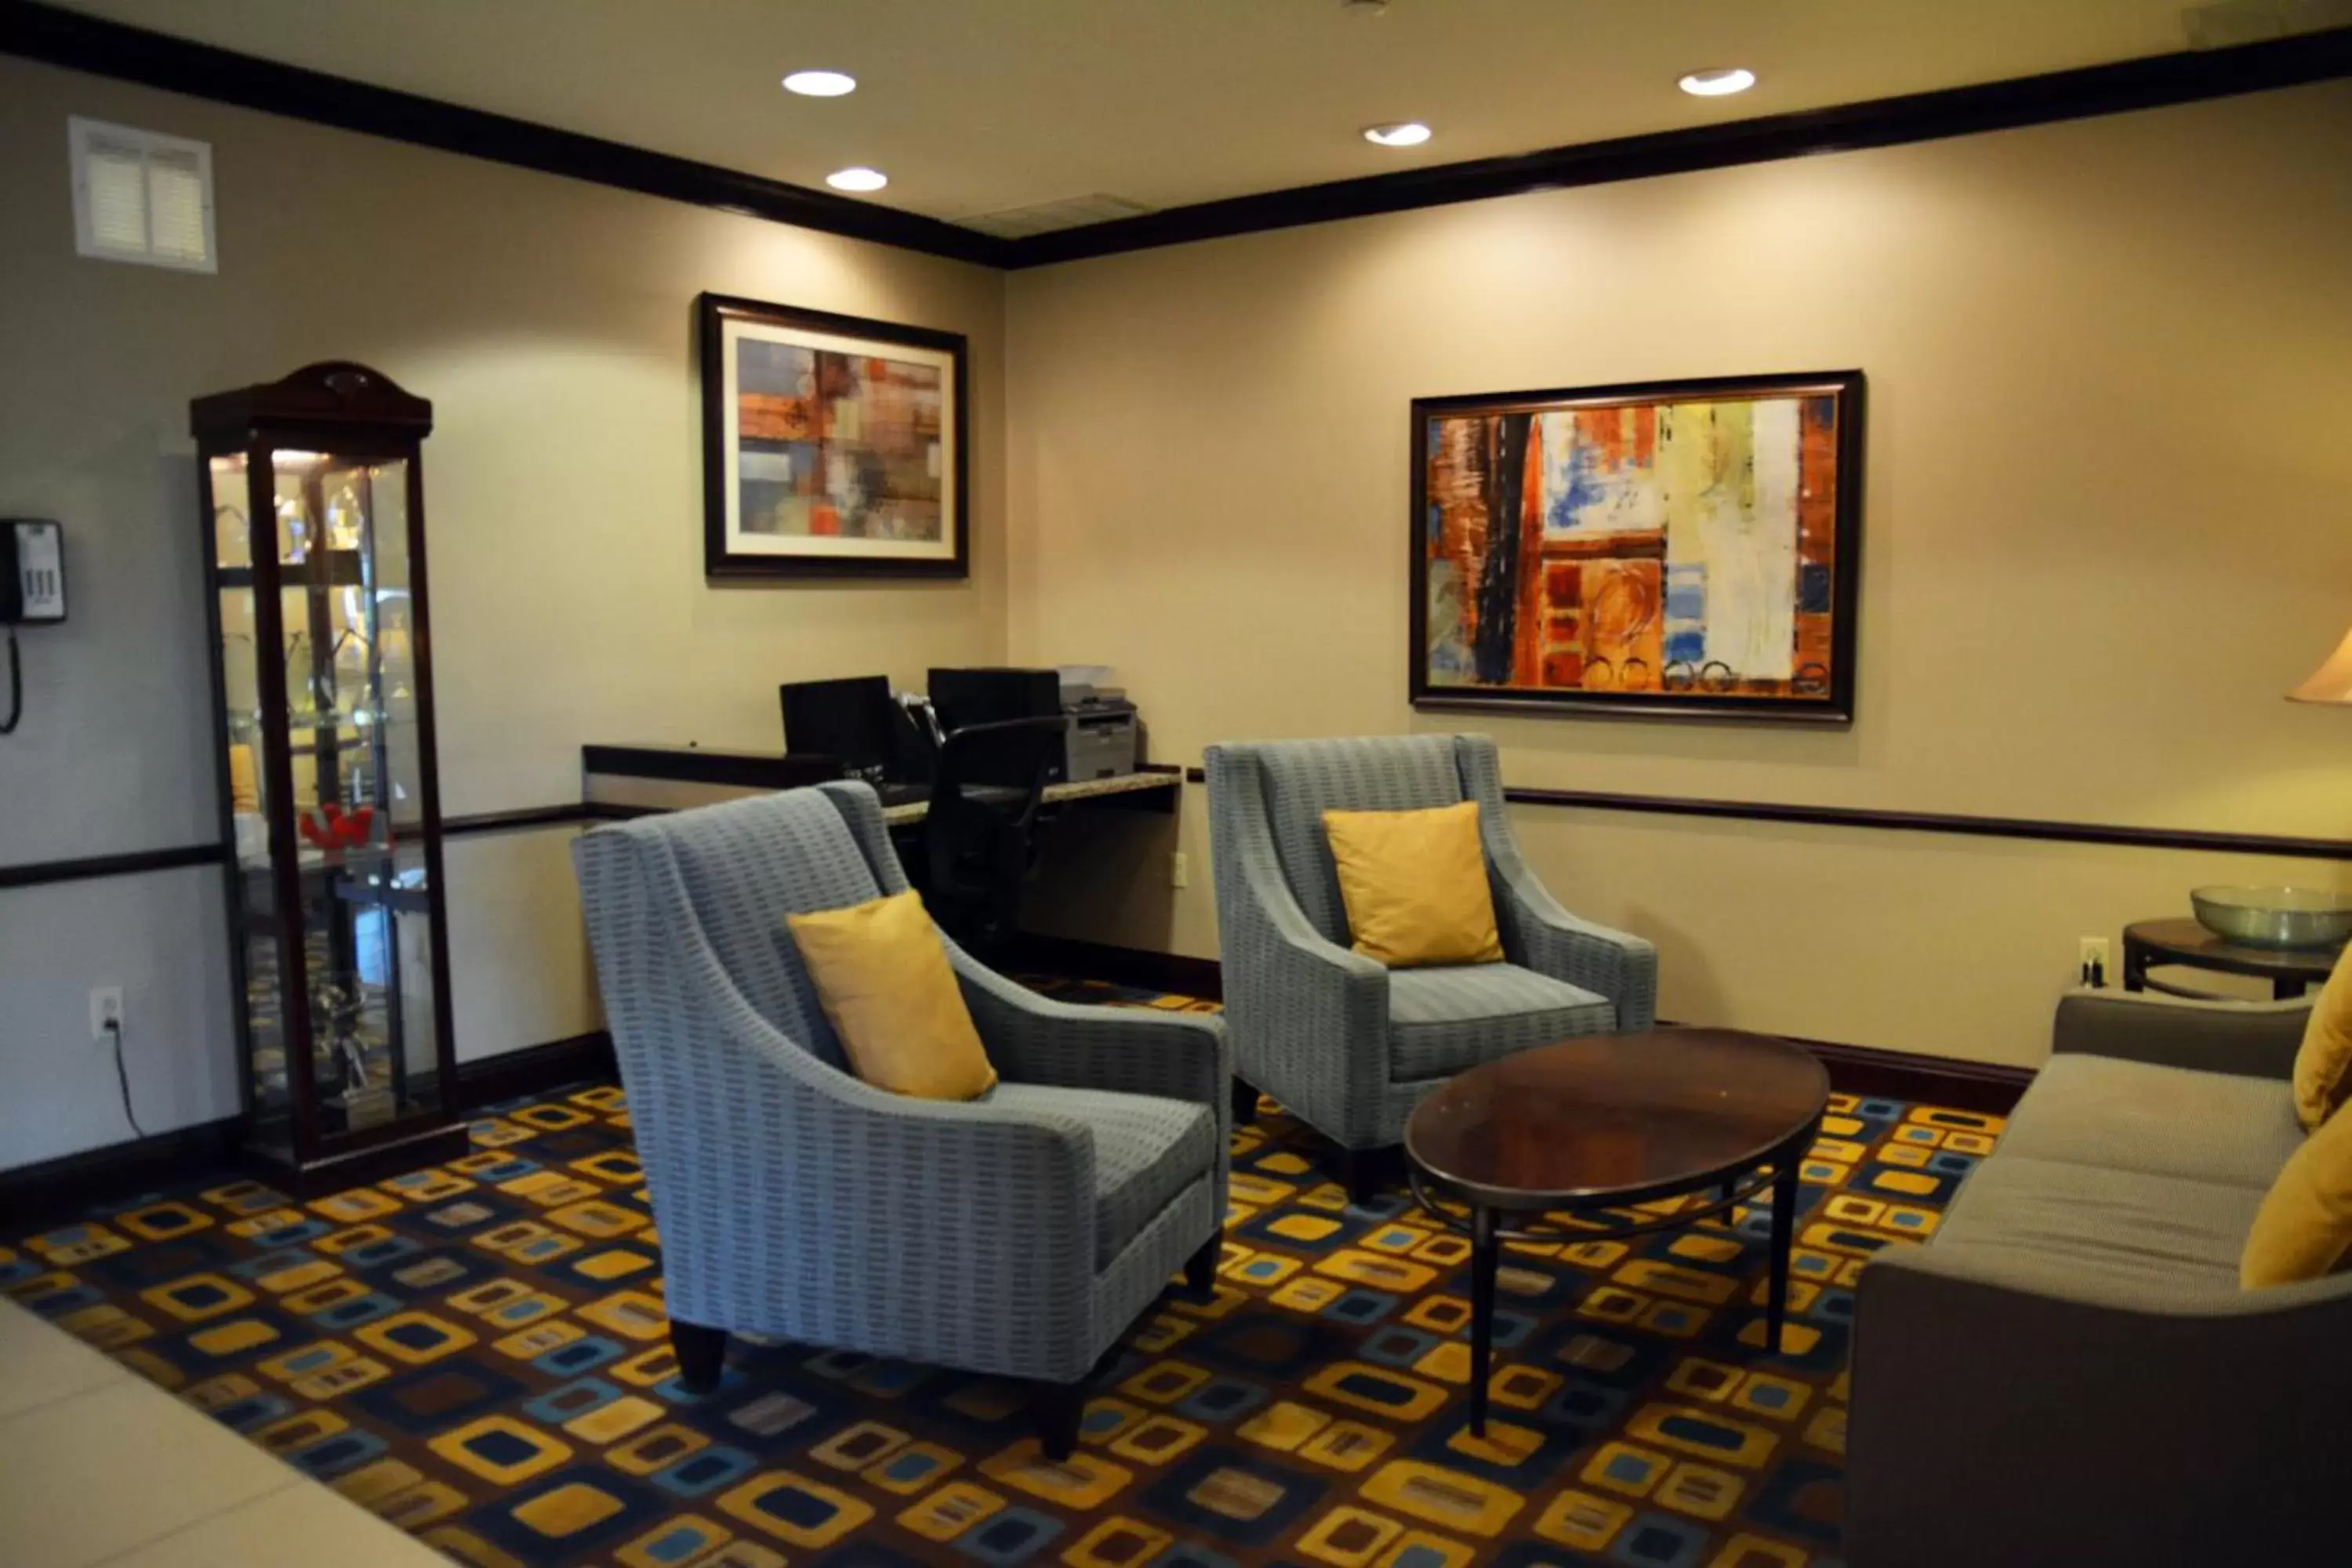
[42,0,2339,229]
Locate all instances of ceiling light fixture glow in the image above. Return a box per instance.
[1678,67,1756,97]
[1363,122,1432,147]
[826,166,888,193]
[783,69,857,96]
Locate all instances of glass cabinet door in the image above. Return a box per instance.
[210,452,290,1122]
[270,451,440,1137]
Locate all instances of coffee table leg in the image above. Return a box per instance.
[1469,1204,1497,1438]
[1766,1161,1798,1354]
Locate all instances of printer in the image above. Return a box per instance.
[927,665,1141,783]
[1057,666,1140,782]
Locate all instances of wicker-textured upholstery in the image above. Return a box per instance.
[1207,735,1656,1152]
[571,782,1229,1386]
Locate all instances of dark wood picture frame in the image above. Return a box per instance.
[1409,369,1865,724]
[698,292,969,579]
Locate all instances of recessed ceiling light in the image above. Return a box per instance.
[1678,67,1756,97]
[1363,122,1432,147]
[826,166,888,193]
[783,69,857,97]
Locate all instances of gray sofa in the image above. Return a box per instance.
[1849,989,2348,1566]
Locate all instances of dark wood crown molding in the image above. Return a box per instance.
[1011,27,2352,266]
[3,3,2346,271]
[0,0,1012,267]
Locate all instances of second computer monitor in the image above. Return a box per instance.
[927,667,1059,735]
[781,675,898,780]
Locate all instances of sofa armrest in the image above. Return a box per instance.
[2052,987,2309,1080]
[1454,736,1657,1029]
[1490,868,1658,1031]
[1850,1244,2352,1566]
[954,957,1232,1222]
[956,957,1229,1108]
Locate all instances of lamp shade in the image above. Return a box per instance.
[2290,627,2352,704]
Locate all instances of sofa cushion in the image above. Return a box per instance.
[1995,1054,2303,1190]
[986,1084,1216,1267]
[1929,1153,2262,1303]
[1388,964,1615,1082]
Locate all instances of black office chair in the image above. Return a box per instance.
[920,716,1066,954]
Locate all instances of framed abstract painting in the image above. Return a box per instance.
[1410,370,1864,723]
[698,292,967,579]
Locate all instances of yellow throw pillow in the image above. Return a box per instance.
[1323,800,1504,968]
[785,890,997,1101]
[2242,1098,2352,1288]
[2292,945,2352,1131]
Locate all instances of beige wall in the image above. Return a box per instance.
[5,55,2349,1174]
[1007,81,2352,1067]
[0,56,1006,1166]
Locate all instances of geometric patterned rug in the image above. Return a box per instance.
[0,980,2003,1567]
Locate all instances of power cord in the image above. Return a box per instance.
[104,1018,146,1138]
[0,626,20,735]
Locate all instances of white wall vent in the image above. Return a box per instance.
[69,116,216,273]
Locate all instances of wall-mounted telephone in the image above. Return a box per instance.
[1,518,67,735]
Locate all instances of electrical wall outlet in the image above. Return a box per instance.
[1171,851,1190,890]
[2078,937,2111,984]
[89,985,125,1042]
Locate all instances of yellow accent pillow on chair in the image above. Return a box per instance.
[1323,800,1504,968]
[2242,1098,2352,1287]
[2292,945,2352,1131]
[785,890,998,1101]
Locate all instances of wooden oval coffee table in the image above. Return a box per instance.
[1405,1028,1831,1435]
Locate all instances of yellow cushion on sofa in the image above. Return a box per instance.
[2292,945,2352,1131]
[785,891,997,1101]
[1323,800,1504,968]
[2241,1098,2352,1288]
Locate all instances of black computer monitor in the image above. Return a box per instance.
[780,675,898,780]
[927,667,1060,735]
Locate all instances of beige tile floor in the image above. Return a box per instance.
[0,1298,444,1566]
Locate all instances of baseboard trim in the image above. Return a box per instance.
[1786,1036,2035,1114]
[0,1033,620,1228]
[0,1115,242,1230]
[456,1031,617,1111]
[1012,934,1225,1002]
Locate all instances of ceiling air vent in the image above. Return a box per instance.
[959,194,1154,239]
[69,115,216,273]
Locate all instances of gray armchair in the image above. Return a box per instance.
[1205,734,1657,1198]
[571,782,1228,1457]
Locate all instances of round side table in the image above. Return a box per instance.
[2121,919,2343,1001]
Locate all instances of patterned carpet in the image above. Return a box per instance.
[1,982,2003,1568]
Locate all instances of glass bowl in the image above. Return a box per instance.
[2189,886,2352,950]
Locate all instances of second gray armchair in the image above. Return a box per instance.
[1206,734,1657,1198]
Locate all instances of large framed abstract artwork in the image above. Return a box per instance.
[1410,371,1864,723]
[699,292,967,579]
